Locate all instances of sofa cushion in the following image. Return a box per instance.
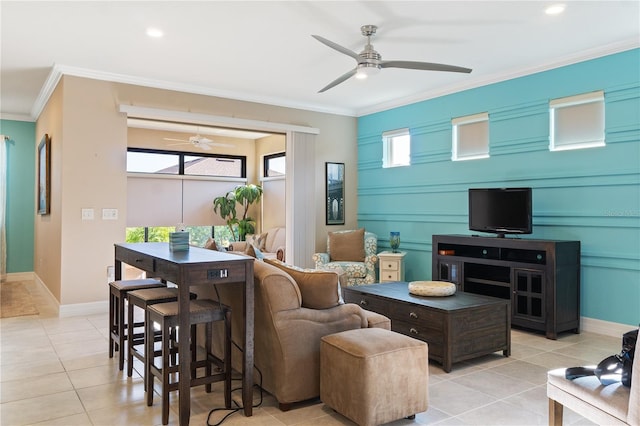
[264,259,341,310]
[329,228,365,262]
[245,233,267,251]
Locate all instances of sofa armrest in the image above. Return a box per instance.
[228,241,248,252]
[363,310,391,330]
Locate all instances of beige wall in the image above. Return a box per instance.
[35,75,357,308]
[34,80,64,301]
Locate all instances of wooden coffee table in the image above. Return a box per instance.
[343,282,511,372]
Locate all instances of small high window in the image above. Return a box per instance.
[382,128,410,168]
[264,152,286,177]
[452,112,489,161]
[126,148,246,178]
[549,91,605,151]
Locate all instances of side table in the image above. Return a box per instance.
[378,251,407,282]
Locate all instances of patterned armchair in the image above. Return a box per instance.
[313,229,378,286]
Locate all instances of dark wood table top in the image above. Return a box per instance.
[343,281,509,312]
[116,242,249,264]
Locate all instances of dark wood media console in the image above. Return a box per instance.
[432,234,581,339]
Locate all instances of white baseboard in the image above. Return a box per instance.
[2,271,35,282]
[59,300,108,318]
[580,316,637,338]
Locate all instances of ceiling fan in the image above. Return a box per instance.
[164,135,233,151]
[312,25,472,93]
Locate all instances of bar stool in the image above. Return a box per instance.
[126,287,197,379]
[108,278,166,370]
[146,299,232,425]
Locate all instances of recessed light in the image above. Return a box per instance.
[146,27,164,38]
[545,4,566,15]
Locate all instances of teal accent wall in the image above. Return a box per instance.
[1,120,36,273]
[357,49,640,326]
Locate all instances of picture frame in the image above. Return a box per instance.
[37,134,51,215]
[325,162,345,225]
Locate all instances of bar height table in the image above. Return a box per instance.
[114,242,254,425]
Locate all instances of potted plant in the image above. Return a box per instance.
[213,184,263,241]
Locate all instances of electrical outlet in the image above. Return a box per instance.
[107,266,115,283]
[102,208,118,220]
[81,208,94,220]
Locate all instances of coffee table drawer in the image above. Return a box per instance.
[343,291,391,317]
[389,302,444,328]
[391,319,443,358]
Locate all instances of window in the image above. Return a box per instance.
[452,112,489,161]
[127,148,246,178]
[125,225,235,247]
[382,128,411,168]
[264,152,285,177]
[549,91,605,151]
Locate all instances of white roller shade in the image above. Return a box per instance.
[127,176,182,227]
[183,179,238,226]
[128,175,243,227]
[261,177,285,230]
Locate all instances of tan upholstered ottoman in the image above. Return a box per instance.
[320,328,428,426]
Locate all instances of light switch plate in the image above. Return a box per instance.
[102,208,118,220]
[81,208,94,220]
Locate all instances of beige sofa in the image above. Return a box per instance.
[194,258,390,411]
[228,226,285,261]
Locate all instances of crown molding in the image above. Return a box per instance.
[29,40,639,121]
[355,39,640,117]
[0,113,34,122]
[30,64,355,121]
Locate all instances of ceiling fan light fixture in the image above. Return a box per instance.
[356,63,381,79]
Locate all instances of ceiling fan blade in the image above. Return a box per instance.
[164,137,189,142]
[312,35,360,61]
[380,60,472,74]
[207,142,234,148]
[318,68,358,93]
[167,142,190,146]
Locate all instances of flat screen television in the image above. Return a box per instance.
[468,188,532,237]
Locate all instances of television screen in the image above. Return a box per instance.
[468,188,532,237]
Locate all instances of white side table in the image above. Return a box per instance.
[378,251,407,283]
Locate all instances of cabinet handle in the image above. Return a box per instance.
[360,300,368,306]
[135,258,144,263]
[409,312,418,319]
[409,327,419,335]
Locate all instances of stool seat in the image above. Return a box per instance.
[126,287,196,379]
[321,328,429,426]
[110,278,165,291]
[146,299,232,425]
[109,278,165,370]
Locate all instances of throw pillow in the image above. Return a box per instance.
[244,244,264,260]
[203,237,218,251]
[264,259,341,310]
[245,233,267,251]
[246,244,265,260]
[329,228,365,262]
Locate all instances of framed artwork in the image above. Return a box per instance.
[325,162,345,225]
[37,134,51,215]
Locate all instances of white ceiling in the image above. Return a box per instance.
[1,1,639,120]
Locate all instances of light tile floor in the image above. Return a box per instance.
[1,280,617,426]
